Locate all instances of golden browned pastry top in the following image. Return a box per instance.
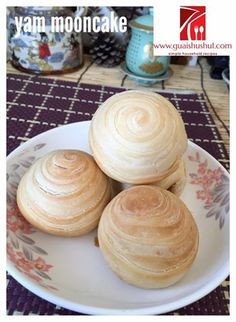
[17,150,111,236]
[98,185,199,287]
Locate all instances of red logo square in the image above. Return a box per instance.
[180,6,206,40]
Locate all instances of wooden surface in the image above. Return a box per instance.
[7,57,229,154]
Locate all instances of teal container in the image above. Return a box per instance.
[126,8,170,77]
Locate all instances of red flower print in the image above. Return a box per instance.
[205,195,213,206]
[7,205,34,234]
[196,190,207,200]
[191,176,205,185]
[188,152,229,229]
[15,251,34,272]
[188,151,200,162]
[212,168,224,181]
[201,175,214,188]
[7,244,17,263]
[33,257,53,272]
[198,160,208,175]
[8,244,54,275]
[189,154,224,202]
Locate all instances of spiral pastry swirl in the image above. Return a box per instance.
[89,90,187,184]
[98,186,199,288]
[17,150,111,236]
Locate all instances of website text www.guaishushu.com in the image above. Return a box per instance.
[153,41,232,56]
[153,42,232,50]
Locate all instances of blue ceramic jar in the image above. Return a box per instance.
[126,8,170,77]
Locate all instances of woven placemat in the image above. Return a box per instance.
[7,73,230,315]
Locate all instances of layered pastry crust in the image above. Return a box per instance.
[89,90,188,184]
[17,150,111,236]
[120,158,187,196]
[160,159,186,196]
[98,185,199,288]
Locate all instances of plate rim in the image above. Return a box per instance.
[7,120,229,315]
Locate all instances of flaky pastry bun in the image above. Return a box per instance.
[17,150,111,236]
[158,158,186,195]
[119,158,186,196]
[89,90,187,184]
[98,185,199,288]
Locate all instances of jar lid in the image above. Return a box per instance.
[129,8,153,32]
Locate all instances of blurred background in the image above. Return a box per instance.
[6,6,229,86]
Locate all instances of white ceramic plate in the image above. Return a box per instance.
[7,121,229,315]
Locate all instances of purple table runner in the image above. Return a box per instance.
[7,73,229,315]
